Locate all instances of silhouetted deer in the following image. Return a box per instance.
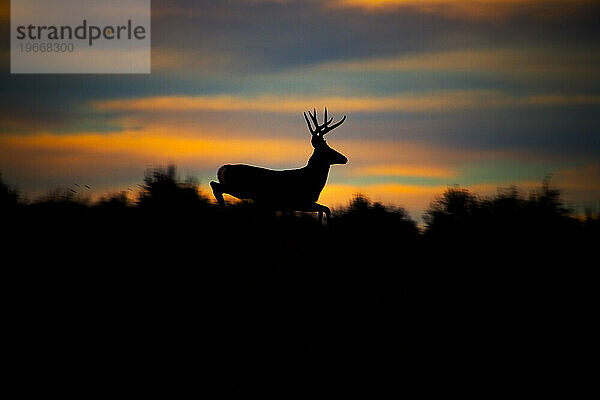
[210,108,347,224]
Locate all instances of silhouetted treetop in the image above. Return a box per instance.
[0,173,19,210]
[341,194,412,221]
[424,186,478,227]
[423,180,581,246]
[97,191,131,209]
[526,176,570,218]
[31,187,91,209]
[137,165,210,210]
[334,193,418,242]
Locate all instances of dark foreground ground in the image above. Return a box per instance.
[2,172,598,397]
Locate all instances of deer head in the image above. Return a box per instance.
[304,107,348,165]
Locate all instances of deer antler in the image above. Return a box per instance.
[304,107,346,137]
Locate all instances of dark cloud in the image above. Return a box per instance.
[150,0,600,71]
[1,0,599,160]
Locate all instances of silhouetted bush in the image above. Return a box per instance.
[96,191,131,209]
[423,179,580,246]
[30,187,91,209]
[423,186,479,238]
[0,173,19,210]
[137,164,210,210]
[334,193,418,245]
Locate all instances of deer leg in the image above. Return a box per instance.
[323,206,331,223]
[314,203,331,225]
[210,181,226,209]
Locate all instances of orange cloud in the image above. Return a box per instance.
[355,164,456,178]
[94,93,487,113]
[332,0,594,20]
[553,164,600,200]
[0,130,308,168]
[94,93,600,115]
[336,139,522,168]
[0,126,526,193]
[0,129,310,199]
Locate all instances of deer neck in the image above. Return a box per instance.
[305,152,331,188]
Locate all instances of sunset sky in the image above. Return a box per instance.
[1,0,599,220]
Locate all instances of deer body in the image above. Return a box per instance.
[210,108,347,223]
